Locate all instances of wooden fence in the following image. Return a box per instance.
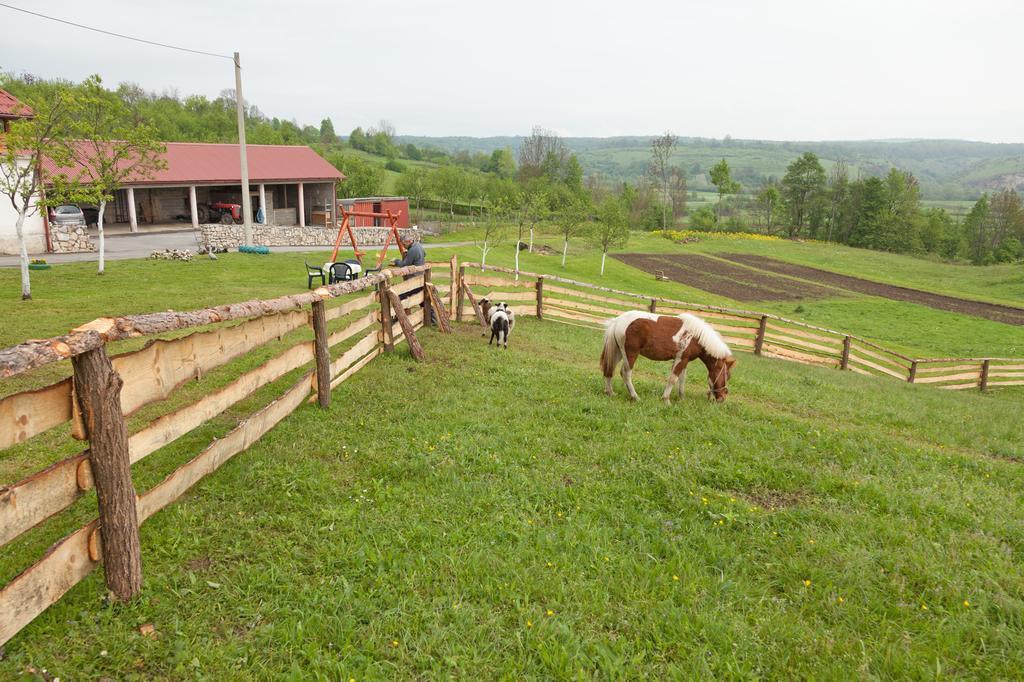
[454,263,1024,391]
[0,258,459,647]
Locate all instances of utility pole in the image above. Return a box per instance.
[234,51,253,246]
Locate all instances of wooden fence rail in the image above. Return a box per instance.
[0,264,441,647]
[459,262,1024,392]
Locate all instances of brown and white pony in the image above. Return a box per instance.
[600,311,737,403]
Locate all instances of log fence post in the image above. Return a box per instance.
[753,316,768,356]
[378,280,395,352]
[449,255,457,313]
[840,336,852,370]
[311,299,331,408]
[385,287,425,361]
[456,265,466,322]
[907,361,918,384]
[71,346,143,601]
[422,266,433,327]
[980,359,990,391]
[649,299,657,313]
[536,276,544,320]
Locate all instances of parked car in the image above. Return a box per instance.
[80,205,101,226]
[50,205,85,227]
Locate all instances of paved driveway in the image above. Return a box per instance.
[0,232,470,267]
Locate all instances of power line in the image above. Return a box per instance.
[0,2,232,61]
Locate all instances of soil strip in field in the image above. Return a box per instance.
[719,253,1024,326]
[612,253,839,302]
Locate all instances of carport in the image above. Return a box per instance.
[47,142,344,234]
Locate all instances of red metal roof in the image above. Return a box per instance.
[0,88,33,119]
[42,141,344,186]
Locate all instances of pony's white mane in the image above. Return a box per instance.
[677,313,732,359]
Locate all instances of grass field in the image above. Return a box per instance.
[1,237,1023,677]
[2,317,1023,678]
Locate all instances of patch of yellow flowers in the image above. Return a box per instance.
[653,229,782,243]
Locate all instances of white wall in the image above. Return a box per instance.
[0,157,47,255]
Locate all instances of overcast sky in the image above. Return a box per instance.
[2,0,1022,142]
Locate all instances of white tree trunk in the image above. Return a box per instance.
[561,237,568,268]
[481,243,489,270]
[14,207,31,300]
[601,251,606,276]
[97,199,106,275]
[514,244,520,281]
[529,226,534,252]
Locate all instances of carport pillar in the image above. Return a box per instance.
[258,184,266,224]
[298,182,306,227]
[188,186,199,230]
[127,187,138,232]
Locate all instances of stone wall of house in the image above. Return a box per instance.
[198,224,421,250]
[50,223,96,253]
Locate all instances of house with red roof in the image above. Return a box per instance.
[41,141,346,234]
[2,86,348,254]
[0,88,47,255]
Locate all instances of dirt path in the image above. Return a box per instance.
[612,253,838,301]
[720,253,1024,326]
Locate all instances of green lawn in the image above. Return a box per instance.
[2,318,1023,678]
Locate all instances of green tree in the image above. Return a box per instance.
[485,147,517,179]
[0,82,75,299]
[648,131,677,229]
[553,189,589,268]
[824,161,849,241]
[348,127,367,150]
[591,196,630,275]
[963,195,991,264]
[328,153,385,198]
[846,177,887,249]
[319,118,337,144]
[709,158,740,223]
[756,184,781,231]
[395,167,430,219]
[430,166,471,220]
[780,152,826,237]
[988,189,1024,262]
[54,75,166,275]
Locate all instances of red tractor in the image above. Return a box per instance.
[196,201,243,224]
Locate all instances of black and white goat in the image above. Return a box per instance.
[488,301,512,349]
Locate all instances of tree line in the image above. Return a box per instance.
[734,152,1023,264]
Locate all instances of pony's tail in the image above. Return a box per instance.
[600,322,621,377]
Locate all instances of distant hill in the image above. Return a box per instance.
[396,135,1024,199]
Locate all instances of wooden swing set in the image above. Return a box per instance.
[329,204,407,271]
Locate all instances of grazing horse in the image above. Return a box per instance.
[601,311,737,403]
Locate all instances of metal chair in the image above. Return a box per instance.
[305,261,325,289]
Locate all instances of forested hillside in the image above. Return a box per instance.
[399,136,1024,200]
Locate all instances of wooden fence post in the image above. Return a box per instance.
[753,316,768,356]
[456,265,466,322]
[840,336,852,370]
[311,299,331,408]
[378,281,394,352]
[385,288,425,361]
[71,346,142,601]
[980,359,990,391]
[649,299,657,313]
[536,276,544,320]
[422,266,433,327]
[907,361,918,384]
[449,255,457,313]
